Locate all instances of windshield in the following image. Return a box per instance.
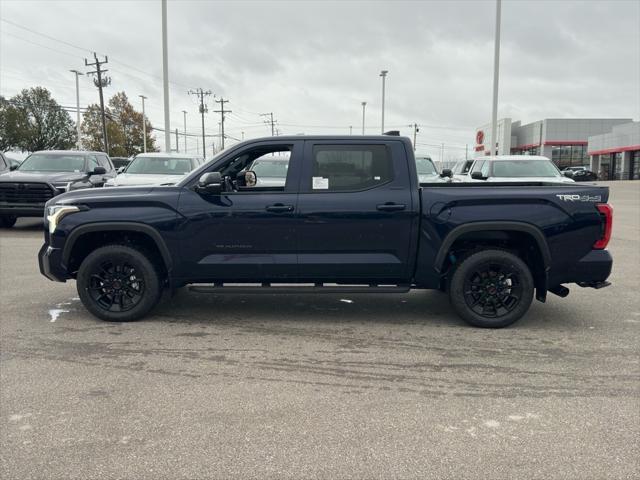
[18,153,86,172]
[126,156,193,175]
[251,159,289,177]
[492,160,561,178]
[415,157,437,175]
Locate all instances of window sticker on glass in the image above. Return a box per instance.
[312,176,329,189]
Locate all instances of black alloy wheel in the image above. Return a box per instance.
[462,263,522,319]
[449,249,534,328]
[87,260,145,313]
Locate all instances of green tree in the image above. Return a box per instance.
[0,96,22,152]
[81,91,156,156]
[8,87,76,152]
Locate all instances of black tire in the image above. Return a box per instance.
[77,244,163,322]
[0,215,17,228]
[448,249,534,328]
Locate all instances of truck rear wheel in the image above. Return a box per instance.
[77,244,162,322]
[448,249,534,328]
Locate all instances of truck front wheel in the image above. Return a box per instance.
[77,244,162,322]
[448,249,534,328]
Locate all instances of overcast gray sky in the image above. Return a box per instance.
[1,0,639,159]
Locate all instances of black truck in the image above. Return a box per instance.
[38,136,613,328]
[0,150,116,227]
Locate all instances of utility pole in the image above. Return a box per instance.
[188,88,211,159]
[412,123,419,151]
[182,110,187,153]
[214,98,231,150]
[490,0,502,156]
[138,95,147,153]
[361,102,367,135]
[85,53,110,153]
[261,112,275,136]
[380,70,388,133]
[69,70,83,149]
[161,0,171,152]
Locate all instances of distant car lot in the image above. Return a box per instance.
[0,181,638,478]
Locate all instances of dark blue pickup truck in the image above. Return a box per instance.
[38,136,613,327]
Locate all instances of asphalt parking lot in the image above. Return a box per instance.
[1,181,638,479]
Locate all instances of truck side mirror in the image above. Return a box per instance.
[196,172,222,195]
[471,171,486,180]
[91,166,107,175]
[117,166,126,174]
[440,168,452,178]
[9,164,18,171]
[563,170,574,178]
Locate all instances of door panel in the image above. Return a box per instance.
[296,141,416,281]
[176,141,302,282]
[177,190,298,281]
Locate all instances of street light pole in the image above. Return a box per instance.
[490,0,501,156]
[70,70,83,149]
[182,110,187,153]
[361,101,367,135]
[380,70,388,134]
[161,0,171,152]
[139,95,147,153]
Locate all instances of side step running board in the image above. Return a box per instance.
[188,283,411,294]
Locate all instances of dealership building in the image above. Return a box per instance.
[475,118,639,179]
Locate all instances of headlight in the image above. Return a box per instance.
[46,205,80,235]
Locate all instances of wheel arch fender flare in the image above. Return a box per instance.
[62,222,173,273]
[434,221,552,274]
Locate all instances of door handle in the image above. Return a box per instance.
[376,203,406,212]
[265,204,294,213]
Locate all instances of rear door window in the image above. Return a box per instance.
[309,145,393,191]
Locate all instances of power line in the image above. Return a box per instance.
[1,18,196,91]
[214,98,231,149]
[260,112,276,136]
[85,53,111,153]
[188,88,212,158]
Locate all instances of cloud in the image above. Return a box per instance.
[0,0,638,160]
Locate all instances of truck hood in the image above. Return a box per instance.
[0,170,89,184]
[106,173,185,187]
[50,185,155,205]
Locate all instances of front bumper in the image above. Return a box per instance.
[38,243,68,282]
[0,204,46,217]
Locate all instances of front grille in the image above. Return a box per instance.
[0,182,56,204]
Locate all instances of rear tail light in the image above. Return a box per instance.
[593,203,613,249]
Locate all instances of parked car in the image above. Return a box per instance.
[0,150,115,228]
[563,166,598,182]
[246,155,289,187]
[105,153,203,187]
[459,156,575,183]
[0,152,11,175]
[110,156,132,170]
[39,135,612,328]
[415,155,443,183]
[451,159,474,181]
